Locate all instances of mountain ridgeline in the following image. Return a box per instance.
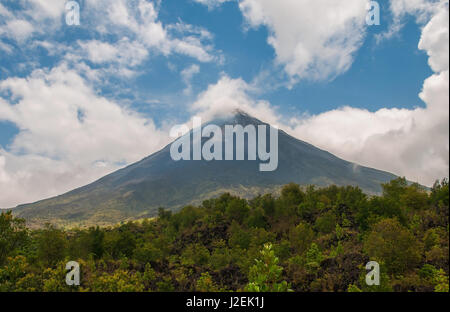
[13,112,398,227]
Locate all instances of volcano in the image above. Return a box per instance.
[13,111,397,227]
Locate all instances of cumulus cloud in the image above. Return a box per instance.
[26,0,66,20]
[288,1,449,186]
[0,0,65,41]
[0,63,171,208]
[237,0,369,82]
[83,0,218,64]
[252,0,448,186]
[418,2,449,73]
[76,39,149,78]
[376,0,443,42]
[194,0,370,82]
[190,75,281,126]
[1,19,35,42]
[0,0,219,80]
[388,0,441,21]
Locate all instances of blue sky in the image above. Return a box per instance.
[0,0,433,138]
[0,0,448,207]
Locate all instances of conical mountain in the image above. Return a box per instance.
[13,111,397,227]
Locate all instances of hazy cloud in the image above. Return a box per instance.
[181,64,201,95]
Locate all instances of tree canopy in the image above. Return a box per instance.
[0,178,448,292]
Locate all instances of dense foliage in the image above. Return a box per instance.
[0,178,448,292]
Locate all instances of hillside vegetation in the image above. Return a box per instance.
[1,178,448,292]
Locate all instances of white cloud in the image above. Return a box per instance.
[181,64,201,95]
[376,0,443,43]
[78,40,121,64]
[418,3,449,73]
[388,0,438,21]
[67,0,220,79]
[237,0,369,82]
[0,0,65,42]
[193,0,234,10]
[0,0,220,81]
[0,63,171,208]
[0,41,13,54]
[288,2,449,186]
[78,39,149,68]
[26,0,66,21]
[82,0,218,64]
[195,0,370,81]
[1,19,34,42]
[190,75,281,126]
[0,3,13,18]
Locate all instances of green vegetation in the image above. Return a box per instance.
[1,178,448,292]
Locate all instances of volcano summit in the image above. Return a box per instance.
[13,111,397,227]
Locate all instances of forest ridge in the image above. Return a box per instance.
[0,178,448,292]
